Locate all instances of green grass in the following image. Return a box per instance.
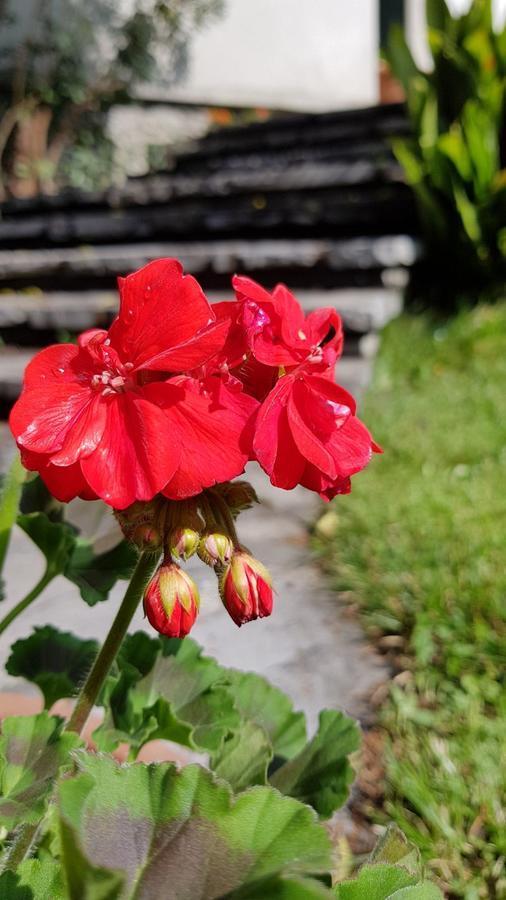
[315,304,506,899]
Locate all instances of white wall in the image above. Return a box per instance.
[147,0,379,112]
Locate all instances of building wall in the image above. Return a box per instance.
[150,0,379,112]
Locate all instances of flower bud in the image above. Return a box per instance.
[143,563,199,638]
[198,532,234,567]
[217,481,258,515]
[168,526,200,561]
[219,551,273,626]
[132,523,162,552]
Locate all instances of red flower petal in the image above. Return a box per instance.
[108,258,219,372]
[253,376,305,489]
[10,384,94,456]
[20,449,93,503]
[80,391,181,508]
[21,344,82,390]
[149,376,258,500]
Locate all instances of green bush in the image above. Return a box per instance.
[387,0,506,303]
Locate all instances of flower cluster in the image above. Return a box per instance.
[116,484,270,637]
[10,258,379,637]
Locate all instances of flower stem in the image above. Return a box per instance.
[66,551,158,735]
[0,569,53,637]
[1,823,38,872]
[207,489,241,548]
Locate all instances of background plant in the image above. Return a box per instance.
[315,301,506,898]
[386,0,506,306]
[0,0,223,198]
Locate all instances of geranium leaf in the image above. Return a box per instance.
[6,627,99,709]
[334,865,417,899]
[334,866,443,900]
[211,720,273,792]
[19,473,63,521]
[270,710,360,818]
[0,859,65,899]
[64,537,138,606]
[17,512,76,578]
[222,670,307,759]
[0,713,83,829]
[369,824,422,877]
[60,815,125,900]
[94,636,239,757]
[58,756,332,899]
[225,875,333,898]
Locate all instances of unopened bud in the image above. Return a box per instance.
[219,550,273,627]
[217,481,258,515]
[143,562,199,638]
[132,523,162,551]
[198,532,234,567]
[168,527,200,561]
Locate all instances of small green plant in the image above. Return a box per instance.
[386,0,506,304]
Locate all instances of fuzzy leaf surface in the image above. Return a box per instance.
[270,710,360,817]
[58,756,332,900]
[0,713,82,829]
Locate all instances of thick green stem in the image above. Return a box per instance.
[0,453,25,577]
[1,823,38,872]
[0,569,53,636]
[66,552,158,735]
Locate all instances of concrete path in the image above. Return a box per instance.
[0,356,387,731]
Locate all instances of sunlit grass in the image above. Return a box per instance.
[316,304,506,898]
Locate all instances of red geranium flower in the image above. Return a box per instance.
[254,362,379,500]
[212,275,343,400]
[210,274,378,497]
[10,259,257,508]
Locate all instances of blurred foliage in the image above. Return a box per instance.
[386,0,506,306]
[0,0,223,197]
[315,303,506,897]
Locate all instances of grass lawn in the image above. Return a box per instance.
[316,304,506,899]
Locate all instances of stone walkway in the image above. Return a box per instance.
[0,355,387,731]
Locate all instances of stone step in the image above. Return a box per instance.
[0,236,419,292]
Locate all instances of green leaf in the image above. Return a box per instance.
[389,889,443,899]
[19,474,63,522]
[58,756,332,899]
[223,670,307,759]
[370,824,422,878]
[60,816,125,900]
[6,627,99,709]
[426,0,451,33]
[17,513,76,578]
[65,537,137,606]
[0,713,83,829]
[0,858,65,899]
[17,510,136,605]
[334,828,444,900]
[385,25,419,95]
[270,710,360,818]
[0,455,26,587]
[94,636,239,757]
[211,720,273,792]
[334,864,416,899]
[226,875,333,898]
